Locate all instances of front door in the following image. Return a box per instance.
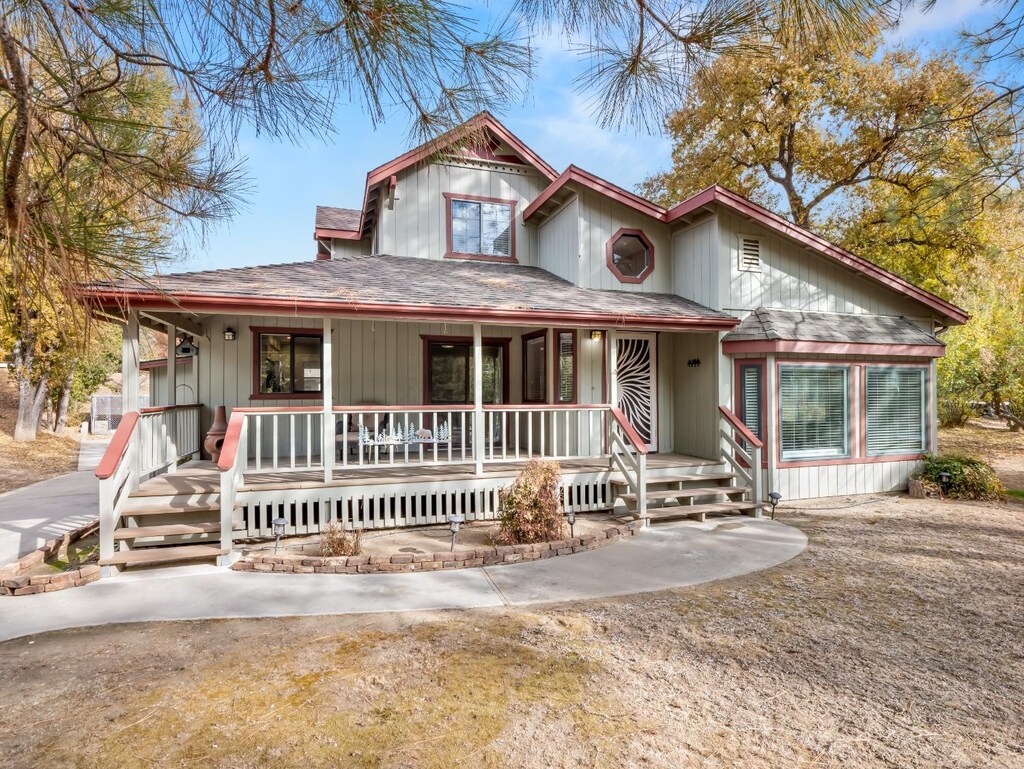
[614,333,658,451]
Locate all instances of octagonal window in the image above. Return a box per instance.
[607,229,654,283]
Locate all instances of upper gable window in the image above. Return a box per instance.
[445,194,516,262]
[606,228,654,283]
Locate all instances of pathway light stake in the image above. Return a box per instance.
[938,472,952,496]
[272,517,288,553]
[566,509,576,539]
[448,513,464,551]
[768,492,782,520]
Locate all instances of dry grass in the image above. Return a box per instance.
[1,491,1022,768]
[0,370,79,493]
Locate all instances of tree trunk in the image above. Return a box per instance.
[12,337,48,441]
[53,368,75,436]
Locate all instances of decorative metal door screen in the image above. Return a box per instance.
[615,334,657,450]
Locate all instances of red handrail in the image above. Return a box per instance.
[718,405,763,449]
[217,410,247,471]
[95,411,140,480]
[609,407,648,455]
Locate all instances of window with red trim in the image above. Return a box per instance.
[737,362,764,440]
[445,195,515,260]
[555,330,576,403]
[607,229,654,283]
[523,331,547,403]
[256,332,322,395]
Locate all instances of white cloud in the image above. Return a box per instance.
[889,0,992,41]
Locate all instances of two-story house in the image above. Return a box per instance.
[84,112,967,573]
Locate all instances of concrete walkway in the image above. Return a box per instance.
[0,471,98,568]
[0,517,807,642]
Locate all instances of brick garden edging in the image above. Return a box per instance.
[232,521,643,574]
[0,521,101,597]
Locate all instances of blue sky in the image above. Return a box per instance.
[175,1,999,273]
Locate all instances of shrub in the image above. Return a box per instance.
[937,393,974,428]
[497,459,566,544]
[919,454,1005,501]
[319,520,362,557]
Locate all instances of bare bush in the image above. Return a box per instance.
[497,459,566,545]
[320,520,362,557]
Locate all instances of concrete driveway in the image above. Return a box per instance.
[0,516,807,642]
[0,471,98,568]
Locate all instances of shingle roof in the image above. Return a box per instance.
[315,206,361,231]
[722,307,943,347]
[89,254,735,326]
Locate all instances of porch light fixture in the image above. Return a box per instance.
[272,517,288,553]
[566,509,576,539]
[223,327,236,342]
[590,330,603,341]
[448,513,464,551]
[768,492,782,520]
[938,472,952,495]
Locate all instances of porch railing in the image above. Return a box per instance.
[334,406,475,467]
[482,405,609,462]
[607,407,648,520]
[718,405,763,509]
[137,404,203,476]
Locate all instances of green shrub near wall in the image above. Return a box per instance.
[919,454,1005,501]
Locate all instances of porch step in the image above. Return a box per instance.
[611,472,740,488]
[113,522,222,540]
[620,485,752,504]
[643,501,759,523]
[121,503,221,518]
[99,544,228,567]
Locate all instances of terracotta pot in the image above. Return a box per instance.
[204,406,228,463]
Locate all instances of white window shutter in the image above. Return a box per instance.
[738,235,762,272]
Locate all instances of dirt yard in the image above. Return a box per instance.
[0,370,79,493]
[0,420,1020,768]
[940,418,1024,490]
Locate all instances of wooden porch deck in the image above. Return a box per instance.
[134,453,719,496]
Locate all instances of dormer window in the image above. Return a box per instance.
[607,228,654,283]
[444,193,517,262]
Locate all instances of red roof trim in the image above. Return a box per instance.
[667,186,968,325]
[523,165,666,221]
[314,227,362,241]
[722,339,945,358]
[81,288,739,331]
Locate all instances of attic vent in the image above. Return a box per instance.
[738,235,762,272]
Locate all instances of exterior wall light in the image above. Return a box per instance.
[590,330,604,341]
[223,327,236,341]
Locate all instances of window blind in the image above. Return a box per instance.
[866,368,926,454]
[739,364,762,439]
[556,331,575,403]
[779,366,848,460]
[524,335,546,402]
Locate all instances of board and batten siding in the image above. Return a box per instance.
[771,460,924,501]
[537,195,579,285]
[576,190,672,293]
[668,332,720,460]
[717,209,926,319]
[328,238,371,259]
[670,215,718,309]
[148,357,197,406]
[376,161,548,264]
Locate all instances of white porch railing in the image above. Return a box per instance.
[718,405,763,510]
[482,405,609,462]
[95,404,203,574]
[607,406,648,520]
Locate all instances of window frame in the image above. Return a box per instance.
[522,330,548,404]
[777,364,851,462]
[606,227,655,284]
[554,330,577,404]
[864,366,928,457]
[250,327,324,400]
[420,335,511,405]
[734,359,766,451]
[443,193,517,263]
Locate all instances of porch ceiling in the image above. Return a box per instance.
[81,254,739,331]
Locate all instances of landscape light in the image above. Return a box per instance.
[448,513,464,551]
[768,491,782,520]
[938,472,952,495]
[272,517,288,553]
[566,509,576,539]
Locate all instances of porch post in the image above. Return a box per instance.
[122,312,140,413]
[322,317,334,483]
[473,323,484,476]
[165,322,177,407]
[607,329,618,408]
